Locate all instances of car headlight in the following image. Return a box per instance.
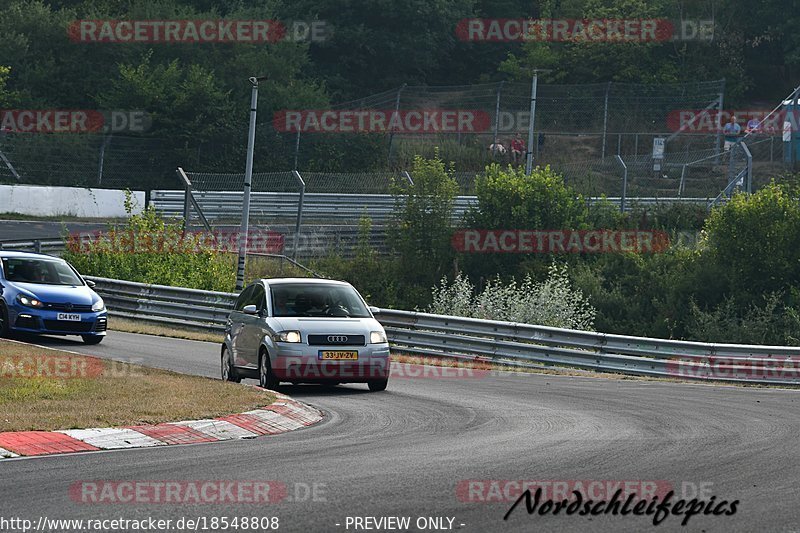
[92,298,105,312]
[370,330,387,344]
[17,295,44,308]
[274,330,302,343]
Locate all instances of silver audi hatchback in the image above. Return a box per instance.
[221,278,391,391]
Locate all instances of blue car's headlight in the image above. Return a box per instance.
[17,295,44,309]
[92,298,105,312]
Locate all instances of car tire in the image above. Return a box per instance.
[0,302,9,338]
[367,379,388,392]
[81,335,103,345]
[221,345,241,383]
[259,349,280,390]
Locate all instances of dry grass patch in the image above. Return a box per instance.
[109,316,222,343]
[0,340,274,432]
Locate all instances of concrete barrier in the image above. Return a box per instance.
[0,184,145,218]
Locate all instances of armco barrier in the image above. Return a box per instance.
[86,276,800,385]
[150,190,713,224]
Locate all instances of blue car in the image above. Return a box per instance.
[0,251,107,344]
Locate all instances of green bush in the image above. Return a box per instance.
[388,153,459,288]
[701,182,800,307]
[63,192,234,292]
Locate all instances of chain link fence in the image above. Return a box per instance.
[2,79,796,203]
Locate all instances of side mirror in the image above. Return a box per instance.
[369,306,380,314]
[243,304,258,315]
[85,279,96,288]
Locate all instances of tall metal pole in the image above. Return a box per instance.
[525,69,550,174]
[387,84,406,165]
[601,82,611,158]
[237,76,265,291]
[491,81,504,157]
[525,74,538,175]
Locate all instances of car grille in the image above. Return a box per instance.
[44,302,94,312]
[43,320,95,333]
[95,317,108,332]
[307,334,366,346]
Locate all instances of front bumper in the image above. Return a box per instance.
[9,306,108,336]
[272,344,391,382]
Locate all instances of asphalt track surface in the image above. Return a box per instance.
[0,221,111,242]
[1,331,799,533]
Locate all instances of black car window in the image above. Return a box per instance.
[234,285,254,311]
[270,283,371,318]
[1,257,83,286]
[249,284,266,311]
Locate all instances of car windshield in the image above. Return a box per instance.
[1,257,84,286]
[271,283,371,318]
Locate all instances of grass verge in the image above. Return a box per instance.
[0,339,274,432]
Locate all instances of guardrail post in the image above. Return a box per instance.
[291,170,306,260]
[34,240,41,253]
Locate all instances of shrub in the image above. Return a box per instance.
[63,191,234,291]
[428,262,596,330]
[388,152,459,287]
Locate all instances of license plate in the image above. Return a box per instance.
[56,313,81,322]
[319,350,358,360]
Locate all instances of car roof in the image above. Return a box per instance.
[262,277,349,286]
[0,251,64,260]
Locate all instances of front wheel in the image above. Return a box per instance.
[367,379,388,392]
[221,346,241,383]
[81,335,104,345]
[259,350,280,390]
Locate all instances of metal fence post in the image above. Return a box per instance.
[742,142,753,193]
[714,86,725,163]
[293,130,301,170]
[616,155,627,213]
[526,70,552,174]
[387,84,406,164]
[291,170,306,260]
[491,81,504,157]
[34,240,41,253]
[237,76,263,291]
[601,81,611,158]
[97,134,112,186]
[679,164,687,197]
[179,168,191,230]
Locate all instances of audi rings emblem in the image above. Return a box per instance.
[328,335,348,343]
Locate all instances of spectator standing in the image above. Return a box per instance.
[510,133,525,164]
[723,115,741,151]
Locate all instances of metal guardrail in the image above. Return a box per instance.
[0,226,391,260]
[86,276,800,385]
[0,238,65,254]
[150,190,714,224]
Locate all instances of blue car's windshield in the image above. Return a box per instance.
[271,283,371,318]
[2,257,84,286]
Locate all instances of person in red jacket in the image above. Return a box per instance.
[510,133,525,164]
